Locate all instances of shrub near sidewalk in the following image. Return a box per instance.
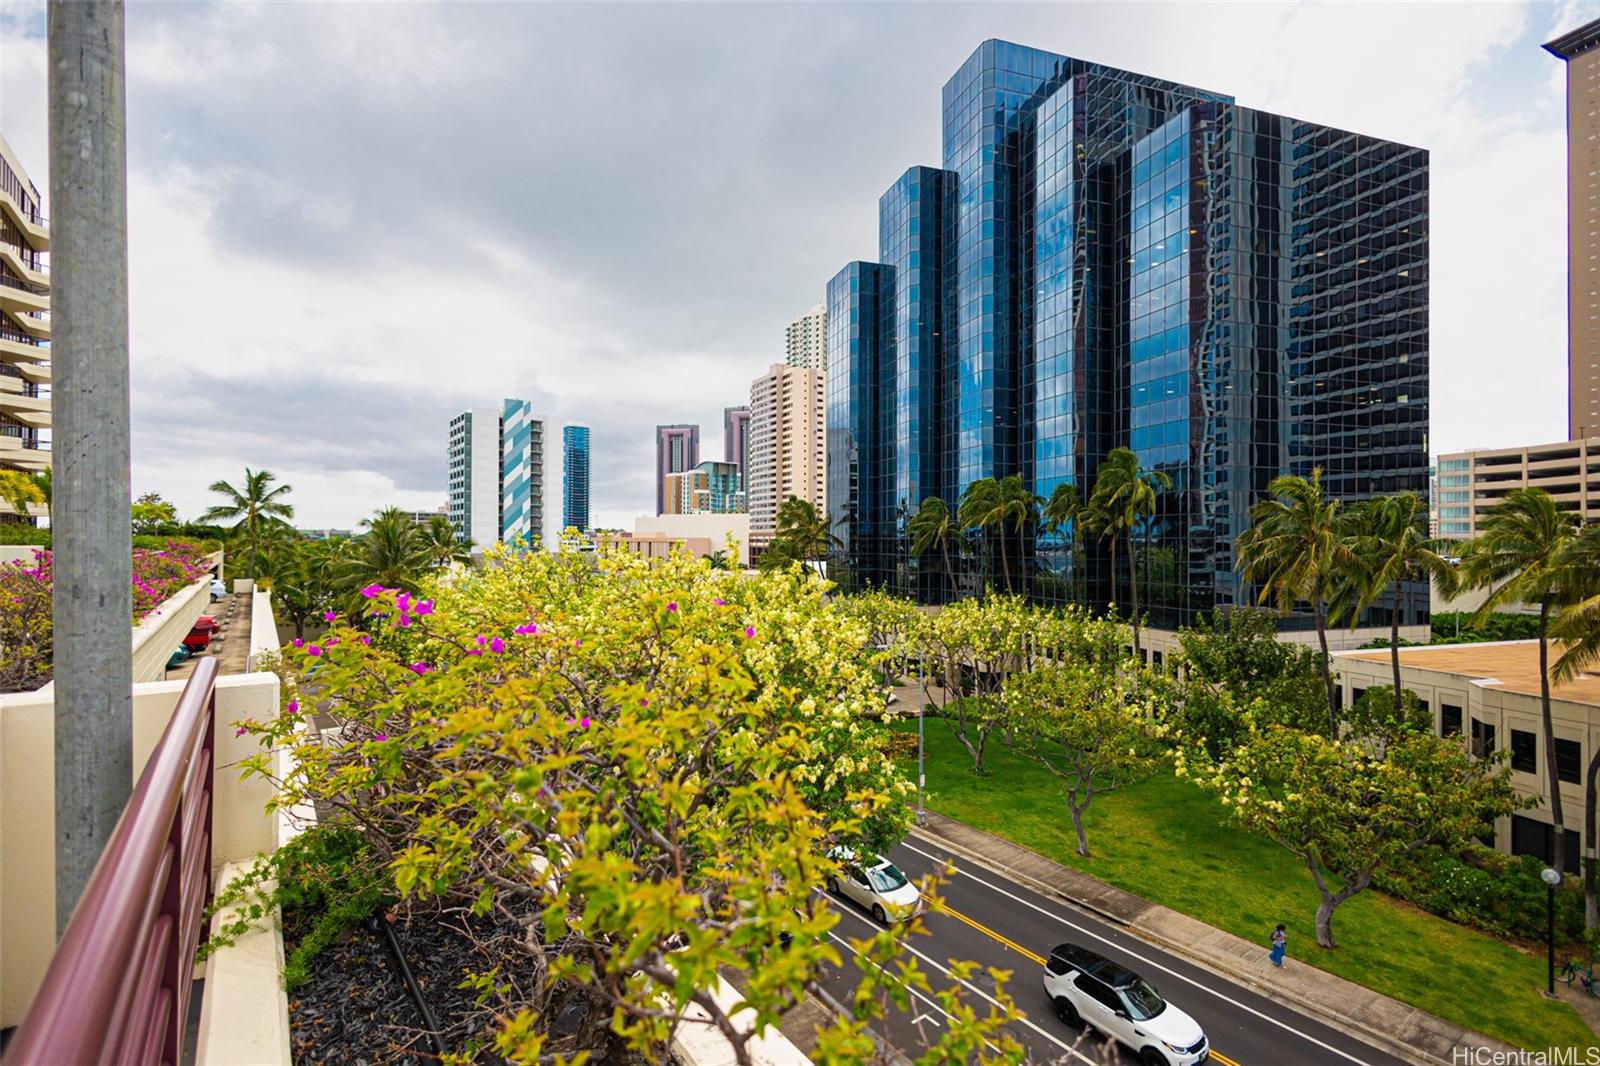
[232,548,1029,1064]
[896,722,1593,1051]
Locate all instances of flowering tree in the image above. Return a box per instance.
[0,551,51,692]
[0,542,213,692]
[234,546,1026,1062]
[1188,726,1523,948]
[1002,653,1164,858]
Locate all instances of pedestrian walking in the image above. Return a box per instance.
[1269,923,1287,968]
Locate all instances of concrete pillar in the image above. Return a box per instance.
[48,0,133,936]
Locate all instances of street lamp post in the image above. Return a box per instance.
[917,652,926,824]
[1543,866,1563,996]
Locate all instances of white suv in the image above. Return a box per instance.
[1042,942,1208,1066]
[826,849,923,923]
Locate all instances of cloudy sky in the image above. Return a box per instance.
[0,1,1591,534]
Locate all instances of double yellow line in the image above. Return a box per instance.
[935,899,1244,1066]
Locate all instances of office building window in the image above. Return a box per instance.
[1471,718,1496,759]
[1440,704,1462,737]
[1509,729,1536,774]
[1556,738,1583,785]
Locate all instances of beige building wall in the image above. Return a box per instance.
[748,363,825,547]
[784,304,827,371]
[1435,436,1600,539]
[1335,642,1599,870]
[0,130,49,520]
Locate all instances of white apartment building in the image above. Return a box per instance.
[448,407,502,546]
[0,131,50,522]
[747,363,825,547]
[784,304,827,371]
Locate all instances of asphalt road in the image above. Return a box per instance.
[816,834,1407,1066]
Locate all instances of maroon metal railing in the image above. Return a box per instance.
[7,656,219,1066]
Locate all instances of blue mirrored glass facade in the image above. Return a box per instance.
[825,40,1430,628]
[563,424,591,532]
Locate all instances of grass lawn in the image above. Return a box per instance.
[893,720,1594,1051]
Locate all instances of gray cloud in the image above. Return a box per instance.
[0,1,1592,529]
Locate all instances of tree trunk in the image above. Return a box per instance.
[1307,854,1370,949]
[1314,599,1338,739]
[1391,581,1403,716]
[942,542,954,602]
[295,616,305,640]
[248,522,258,581]
[1108,536,1119,624]
[1587,746,1600,929]
[1127,528,1141,657]
[1070,802,1089,858]
[998,524,1011,594]
[1540,602,1567,848]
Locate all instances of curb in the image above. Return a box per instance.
[910,822,1512,1066]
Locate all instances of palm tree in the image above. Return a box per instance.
[997,474,1042,594]
[1042,482,1084,601]
[1089,448,1172,656]
[1459,487,1580,862]
[959,477,1005,594]
[1343,493,1458,715]
[201,468,294,580]
[773,496,841,567]
[908,496,959,599]
[1550,525,1600,928]
[1234,468,1352,738]
[343,507,434,594]
[417,513,471,568]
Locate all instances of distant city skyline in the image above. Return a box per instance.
[0,3,1585,527]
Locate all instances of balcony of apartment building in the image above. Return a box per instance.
[0,185,47,254]
[0,560,300,1064]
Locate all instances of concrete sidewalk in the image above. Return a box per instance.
[914,811,1531,1066]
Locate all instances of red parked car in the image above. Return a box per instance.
[182,616,218,651]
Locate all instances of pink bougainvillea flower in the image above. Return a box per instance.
[579,716,592,729]
[374,732,388,742]
[573,639,582,647]
[307,645,323,657]
[322,610,337,622]
[358,634,372,646]
[489,637,505,654]
[514,622,539,636]
[326,637,339,647]
[286,699,299,714]
[234,725,248,737]
[414,600,434,616]
[744,625,756,639]
[396,591,411,612]
[360,583,384,599]
[476,634,487,645]
[466,648,483,656]
[292,638,304,648]
[666,601,678,613]
[713,598,728,607]
[409,662,430,676]
[396,614,412,629]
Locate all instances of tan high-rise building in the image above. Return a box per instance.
[784,303,827,371]
[747,362,825,547]
[1546,20,1600,439]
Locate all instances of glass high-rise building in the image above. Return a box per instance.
[500,398,545,549]
[563,424,591,532]
[826,40,1429,629]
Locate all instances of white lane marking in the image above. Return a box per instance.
[899,837,1380,1066]
[829,905,1099,1064]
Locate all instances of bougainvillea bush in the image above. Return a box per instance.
[0,541,214,693]
[232,546,1025,1064]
